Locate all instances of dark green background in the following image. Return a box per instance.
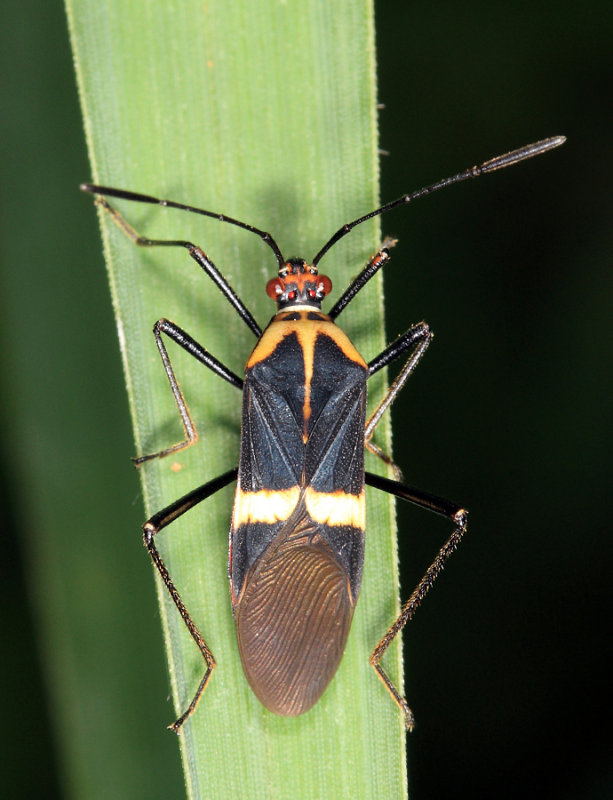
[2,1,610,798]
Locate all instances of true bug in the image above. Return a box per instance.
[82,135,564,733]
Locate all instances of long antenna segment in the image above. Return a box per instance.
[312,136,566,267]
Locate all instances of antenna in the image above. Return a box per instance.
[312,136,566,267]
[80,183,286,268]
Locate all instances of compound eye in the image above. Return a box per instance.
[287,290,297,301]
[266,278,284,300]
[308,289,316,299]
[319,275,332,296]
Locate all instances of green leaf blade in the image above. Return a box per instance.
[66,1,407,797]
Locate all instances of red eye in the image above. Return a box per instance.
[319,275,332,296]
[266,279,283,300]
[288,291,296,300]
[308,290,316,298]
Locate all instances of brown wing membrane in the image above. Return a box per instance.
[235,522,355,716]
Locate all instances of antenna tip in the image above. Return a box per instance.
[549,135,567,147]
[480,136,567,174]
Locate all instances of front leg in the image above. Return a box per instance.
[135,318,243,464]
[365,322,433,479]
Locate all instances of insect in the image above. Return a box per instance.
[82,135,564,733]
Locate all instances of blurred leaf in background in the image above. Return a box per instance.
[1,1,181,797]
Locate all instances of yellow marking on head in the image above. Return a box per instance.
[305,488,366,529]
[232,487,300,527]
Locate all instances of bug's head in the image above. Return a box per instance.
[266,259,332,310]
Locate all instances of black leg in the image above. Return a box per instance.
[143,467,238,733]
[135,318,243,465]
[365,471,467,729]
[327,237,397,320]
[364,322,432,478]
[93,195,262,337]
